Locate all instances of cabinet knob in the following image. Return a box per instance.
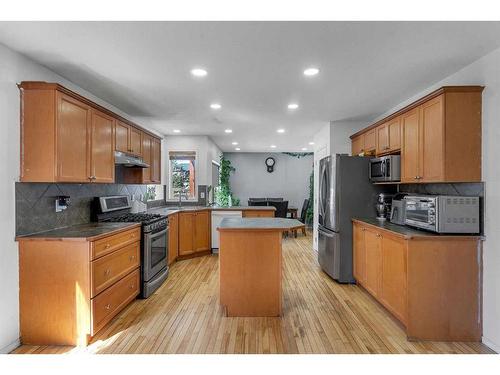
[377,233,382,238]
[105,304,111,310]
[129,255,136,261]
[105,243,111,249]
[129,284,135,290]
[104,269,111,276]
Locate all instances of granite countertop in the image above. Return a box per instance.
[148,205,276,216]
[218,218,304,231]
[352,217,483,239]
[16,222,141,242]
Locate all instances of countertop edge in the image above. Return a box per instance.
[149,206,277,216]
[15,222,141,242]
[352,218,484,240]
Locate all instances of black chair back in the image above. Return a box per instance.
[248,200,267,206]
[266,198,283,201]
[300,199,309,223]
[268,200,288,218]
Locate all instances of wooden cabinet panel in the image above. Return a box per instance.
[142,134,152,183]
[401,108,420,183]
[364,228,382,297]
[380,235,407,325]
[130,127,142,156]
[151,137,161,183]
[91,269,140,335]
[352,135,363,156]
[352,223,366,285]
[168,213,179,265]
[56,93,91,182]
[242,210,275,218]
[376,124,389,154]
[90,110,115,183]
[364,129,376,152]
[420,95,444,182]
[91,242,140,297]
[194,211,210,252]
[179,212,195,256]
[115,121,129,153]
[388,117,401,151]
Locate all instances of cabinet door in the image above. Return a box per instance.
[401,108,420,183]
[376,124,389,154]
[353,224,366,285]
[150,138,161,183]
[364,228,382,297]
[90,110,115,183]
[178,213,194,255]
[129,127,142,156]
[141,134,152,183]
[380,235,407,325]
[352,136,363,155]
[364,129,376,152]
[56,93,91,182]
[168,213,179,264]
[194,211,210,252]
[388,117,401,151]
[115,121,129,153]
[420,95,444,182]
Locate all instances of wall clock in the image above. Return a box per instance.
[265,157,276,173]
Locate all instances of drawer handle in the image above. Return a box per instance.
[105,243,111,249]
[105,303,111,310]
[104,269,111,276]
[129,284,135,290]
[129,255,136,261]
[131,234,136,238]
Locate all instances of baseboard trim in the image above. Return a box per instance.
[482,336,500,354]
[0,338,20,354]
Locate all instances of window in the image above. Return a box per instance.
[168,151,196,200]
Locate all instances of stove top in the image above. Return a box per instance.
[104,213,165,225]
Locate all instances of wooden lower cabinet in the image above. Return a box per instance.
[168,213,179,265]
[18,226,141,346]
[242,209,275,218]
[352,220,481,341]
[178,211,210,257]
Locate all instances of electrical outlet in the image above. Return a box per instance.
[200,192,205,199]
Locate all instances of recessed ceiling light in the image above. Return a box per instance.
[277,129,285,133]
[173,129,181,133]
[232,142,238,145]
[270,145,277,149]
[235,147,241,151]
[191,68,207,77]
[225,129,232,133]
[304,67,320,76]
[210,103,221,110]
[301,147,307,151]
[309,141,315,145]
[287,103,299,110]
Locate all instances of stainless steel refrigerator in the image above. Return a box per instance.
[318,154,383,283]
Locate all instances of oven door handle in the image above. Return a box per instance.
[146,227,168,240]
[381,159,387,177]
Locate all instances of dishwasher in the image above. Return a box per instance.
[211,210,242,252]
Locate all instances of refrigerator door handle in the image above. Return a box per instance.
[319,228,336,238]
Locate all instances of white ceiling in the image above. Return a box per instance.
[1,21,500,152]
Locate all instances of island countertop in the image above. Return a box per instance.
[218,217,303,231]
[15,222,141,242]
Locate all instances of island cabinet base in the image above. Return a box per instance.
[219,230,282,317]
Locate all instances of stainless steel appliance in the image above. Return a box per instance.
[389,193,408,225]
[404,195,480,233]
[376,193,394,221]
[369,155,401,182]
[92,195,169,298]
[318,154,384,283]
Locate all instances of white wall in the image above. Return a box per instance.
[224,152,313,210]
[0,43,160,353]
[367,46,500,352]
[163,135,222,199]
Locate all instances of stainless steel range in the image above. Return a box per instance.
[92,195,169,298]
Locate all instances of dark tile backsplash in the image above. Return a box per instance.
[15,182,148,236]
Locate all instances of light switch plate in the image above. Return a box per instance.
[200,192,205,199]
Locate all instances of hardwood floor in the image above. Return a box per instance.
[12,233,493,354]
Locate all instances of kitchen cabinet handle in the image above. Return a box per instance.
[376,233,382,238]
[105,243,111,249]
[104,269,111,276]
[129,255,136,261]
[105,304,111,310]
[129,284,135,290]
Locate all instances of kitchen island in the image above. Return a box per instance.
[217,218,303,317]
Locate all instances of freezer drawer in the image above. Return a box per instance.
[318,226,340,280]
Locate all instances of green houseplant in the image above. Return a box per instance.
[215,155,240,207]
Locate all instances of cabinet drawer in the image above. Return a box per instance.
[92,269,139,335]
[91,242,140,297]
[91,227,141,260]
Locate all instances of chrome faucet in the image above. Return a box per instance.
[177,190,188,208]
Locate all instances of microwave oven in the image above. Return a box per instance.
[404,195,480,234]
[369,155,401,182]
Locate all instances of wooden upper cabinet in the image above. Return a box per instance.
[90,110,115,183]
[56,93,91,183]
[401,108,420,183]
[363,129,376,153]
[115,121,129,153]
[150,138,161,184]
[420,96,444,182]
[376,123,390,154]
[129,127,142,156]
[388,117,401,151]
[351,135,363,156]
[141,134,153,183]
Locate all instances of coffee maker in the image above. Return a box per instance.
[376,193,394,221]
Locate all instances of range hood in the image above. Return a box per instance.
[114,151,149,168]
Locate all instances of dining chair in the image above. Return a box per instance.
[268,200,288,218]
[292,199,309,237]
